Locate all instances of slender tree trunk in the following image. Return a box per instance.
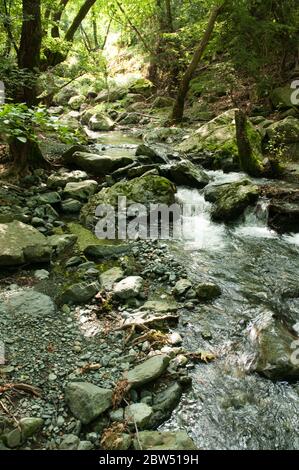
[165,0,174,32]
[17,0,42,106]
[92,7,99,49]
[51,0,69,38]
[43,0,97,69]
[171,4,223,123]
[115,0,154,55]
[9,0,47,174]
[65,0,97,42]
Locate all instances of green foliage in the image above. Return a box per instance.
[0,103,81,145]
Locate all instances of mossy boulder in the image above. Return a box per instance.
[179,109,239,168]
[271,86,299,109]
[266,117,299,144]
[266,117,299,162]
[95,87,127,103]
[80,175,177,228]
[144,127,186,144]
[68,94,85,110]
[0,221,52,266]
[235,110,266,176]
[81,105,115,131]
[128,78,154,96]
[204,179,259,222]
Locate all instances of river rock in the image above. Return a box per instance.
[59,434,80,450]
[84,244,130,261]
[271,86,298,109]
[250,312,299,380]
[149,383,183,427]
[179,109,239,168]
[47,169,89,189]
[100,267,124,290]
[204,179,259,221]
[144,127,186,144]
[89,113,115,131]
[60,281,100,304]
[101,433,132,451]
[135,144,168,164]
[0,289,55,319]
[196,282,221,301]
[268,200,299,233]
[95,88,127,103]
[127,355,170,388]
[133,431,197,450]
[0,221,52,266]
[160,160,210,189]
[68,94,85,110]
[173,279,193,297]
[20,417,44,440]
[113,276,144,300]
[65,382,113,424]
[125,403,154,429]
[61,198,83,213]
[37,192,61,205]
[63,180,98,201]
[64,151,133,177]
[48,234,77,254]
[80,175,176,228]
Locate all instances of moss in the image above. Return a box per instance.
[238,121,264,176]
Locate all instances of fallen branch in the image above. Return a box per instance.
[0,383,42,397]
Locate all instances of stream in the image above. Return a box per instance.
[164,174,299,450]
[94,132,299,450]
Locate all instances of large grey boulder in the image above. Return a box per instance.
[64,151,133,177]
[63,180,98,201]
[204,180,259,221]
[125,403,154,430]
[100,267,124,291]
[160,160,210,189]
[60,281,100,305]
[65,382,113,424]
[113,276,144,300]
[0,289,55,319]
[250,312,299,380]
[127,355,170,388]
[0,221,51,266]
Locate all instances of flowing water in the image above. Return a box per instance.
[161,171,299,450]
[91,133,299,449]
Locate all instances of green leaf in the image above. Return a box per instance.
[16,136,27,143]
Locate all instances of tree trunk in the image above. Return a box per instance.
[17,0,42,106]
[51,0,69,38]
[235,109,264,177]
[9,139,47,176]
[171,4,223,123]
[10,0,47,174]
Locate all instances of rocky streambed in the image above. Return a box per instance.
[0,127,299,451]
